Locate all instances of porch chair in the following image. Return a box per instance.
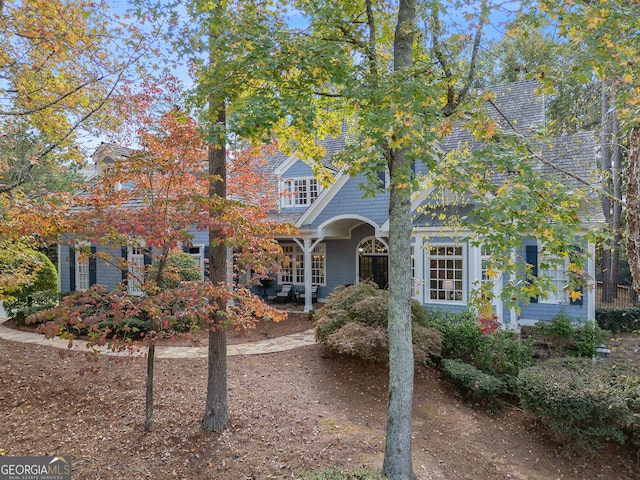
[275,284,293,302]
[299,285,318,303]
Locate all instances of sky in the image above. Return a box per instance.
[81,0,517,159]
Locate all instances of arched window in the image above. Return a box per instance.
[358,237,388,255]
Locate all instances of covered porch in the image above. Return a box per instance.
[267,215,389,312]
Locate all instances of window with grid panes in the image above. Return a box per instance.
[280,245,295,283]
[428,245,464,302]
[279,243,325,285]
[281,177,322,207]
[540,256,568,303]
[76,251,90,291]
[311,244,325,285]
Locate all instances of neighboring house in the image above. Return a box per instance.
[58,80,602,327]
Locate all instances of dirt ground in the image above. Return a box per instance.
[1,309,639,480]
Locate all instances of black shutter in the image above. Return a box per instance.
[143,248,152,266]
[377,168,386,188]
[525,245,538,303]
[570,246,584,306]
[121,246,128,282]
[570,286,584,306]
[204,245,210,279]
[89,246,97,286]
[69,246,76,292]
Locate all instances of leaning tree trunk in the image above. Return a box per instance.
[625,126,640,298]
[382,1,417,479]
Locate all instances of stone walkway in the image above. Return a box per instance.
[0,320,317,358]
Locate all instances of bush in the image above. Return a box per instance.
[442,359,505,409]
[96,318,152,340]
[325,323,388,363]
[412,324,444,365]
[298,467,386,480]
[4,250,58,321]
[516,357,640,455]
[150,252,202,289]
[430,309,534,398]
[429,310,483,364]
[531,312,608,358]
[315,282,442,365]
[474,330,535,386]
[596,306,640,333]
[28,284,205,342]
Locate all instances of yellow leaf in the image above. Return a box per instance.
[568,290,583,302]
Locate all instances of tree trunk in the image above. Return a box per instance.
[202,138,230,430]
[610,113,622,297]
[600,80,614,302]
[145,344,155,431]
[202,102,229,431]
[382,1,417,479]
[202,0,230,433]
[625,126,640,297]
[202,319,228,431]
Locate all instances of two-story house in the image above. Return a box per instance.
[58,80,602,326]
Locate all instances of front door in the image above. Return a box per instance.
[359,255,388,289]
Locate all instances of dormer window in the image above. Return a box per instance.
[280,177,322,208]
[96,155,122,191]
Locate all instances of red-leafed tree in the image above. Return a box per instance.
[29,78,293,431]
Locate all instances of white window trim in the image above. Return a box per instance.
[537,244,569,304]
[279,243,326,286]
[128,245,145,296]
[426,242,467,306]
[280,177,322,208]
[75,241,91,292]
[187,244,205,279]
[411,236,424,301]
[97,161,122,191]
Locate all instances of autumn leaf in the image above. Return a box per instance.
[568,290,583,302]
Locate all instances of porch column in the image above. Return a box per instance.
[303,237,313,313]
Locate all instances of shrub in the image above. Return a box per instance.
[412,324,443,365]
[315,282,442,365]
[430,309,534,398]
[531,313,609,358]
[4,250,58,321]
[96,318,152,340]
[347,295,388,328]
[473,331,535,387]
[429,310,482,364]
[325,323,388,363]
[596,306,640,333]
[574,321,609,358]
[28,284,205,341]
[516,357,639,455]
[150,252,202,289]
[298,468,386,480]
[442,359,505,409]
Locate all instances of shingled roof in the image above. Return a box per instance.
[439,79,546,154]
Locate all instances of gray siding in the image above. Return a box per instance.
[282,161,315,178]
[311,173,390,228]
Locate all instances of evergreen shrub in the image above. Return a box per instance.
[596,306,640,333]
[516,357,640,455]
[4,250,58,321]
